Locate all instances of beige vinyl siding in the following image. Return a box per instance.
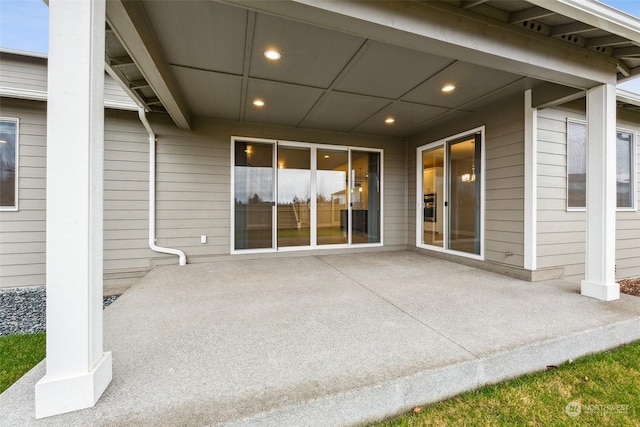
[536,103,640,282]
[408,94,525,267]
[0,53,47,94]
[0,51,136,109]
[0,99,47,287]
[146,115,407,263]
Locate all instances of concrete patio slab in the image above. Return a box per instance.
[1,250,639,426]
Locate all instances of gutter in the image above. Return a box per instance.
[138,106,187,266]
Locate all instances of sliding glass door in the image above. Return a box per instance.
[417,129,483,258]
[233,138,383,252]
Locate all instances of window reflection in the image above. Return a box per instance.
[234,141,273,249]
[317,149,348,245]
[277,146,311,247]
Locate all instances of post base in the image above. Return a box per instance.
[35,351,112,419]
[581,280,620,301]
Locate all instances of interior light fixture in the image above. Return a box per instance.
[264,50,281,60]
[253,99,265,107]
[324,154,330,159]
[0,140,6,144]
[384,117,395,124]
[278,162,284,169]
[441,84,456,93]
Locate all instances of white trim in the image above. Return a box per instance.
[566,119,638,212]
[0,117,19,211]
[0,86,47,102]
[566,118,588,211]
[0,47,48,59]
[0,86,138,111]
[524,90,537,270]
[415,126,485,262]
[616,127,637,211]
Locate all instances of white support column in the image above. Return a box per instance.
[581,84,619,301]
[35,0,112,418]
[524,90,538,271]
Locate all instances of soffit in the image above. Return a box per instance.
[106,0,639,138]
[429,0,640,81]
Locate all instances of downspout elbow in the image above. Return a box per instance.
[138,106,187,266]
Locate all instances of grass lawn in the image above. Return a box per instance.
[374,340,640,426]
[1,334,638,426]
[0,333,45,394]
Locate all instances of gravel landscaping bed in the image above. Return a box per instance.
[0,287,119,337]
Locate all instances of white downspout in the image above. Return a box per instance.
[138,106,187,266]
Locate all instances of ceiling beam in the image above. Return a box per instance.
[550,22,596,37]
[586,35,632,48]
[461,0,489,10]
[508,6,555,25]
[106,0,192,129]
[613,46,640,58]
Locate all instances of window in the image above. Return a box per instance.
[567,120,636,210]
[0,118,18,210]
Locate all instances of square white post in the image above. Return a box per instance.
[35,0,112,418]
[581,84,619,301]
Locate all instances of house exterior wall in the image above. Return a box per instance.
[0,97,408,290]
[0,98,153,290]
[0,51,135,109]
[408,94,526,269]
[148,114,408,264]
[536,101,640,282]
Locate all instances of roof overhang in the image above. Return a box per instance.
[103,0,640,135]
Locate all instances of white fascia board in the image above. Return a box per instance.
[616,88,640,107]
[0,48,48,59]
[0,86,48,102]
[223,0,617,88]
[527,0,640,44]
[0,86,138,111]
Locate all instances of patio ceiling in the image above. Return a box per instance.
[105,0,640,136]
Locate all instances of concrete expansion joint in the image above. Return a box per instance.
[314,255,479,359]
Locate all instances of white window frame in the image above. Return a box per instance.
[566,119,588,212]
[0,117,19,211]
[566,119,637,212]
[230,136,384,254]
[615,128,637,212]
[415,126,485,261]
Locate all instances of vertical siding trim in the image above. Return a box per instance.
[524,90,537,270]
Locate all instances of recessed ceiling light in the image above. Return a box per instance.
[323,154,330,159]
[385,117,395,124]
[253,99,265,107]
[264,50,281,60]
[441,84,456,93]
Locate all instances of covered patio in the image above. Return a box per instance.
[2,251,639,425]
[32,0,640,419]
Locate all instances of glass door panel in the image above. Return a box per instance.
[422,147,445,248]
[277,146,311,247]
[351,151,381,244]
[447,136,480,255]
[317,149,348,245]
[234,141,274,250]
